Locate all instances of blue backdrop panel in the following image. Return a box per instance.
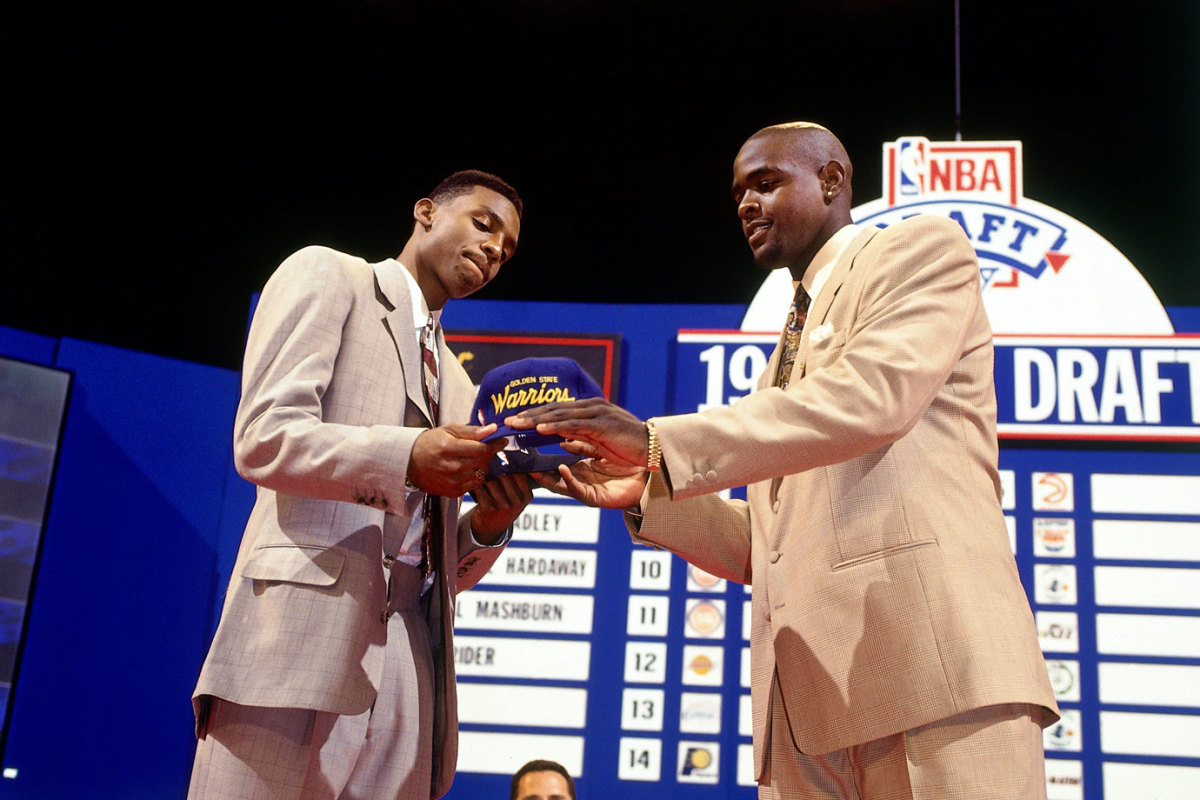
[0,296,1193,798]
[0,327,56,369]
[0,300,745,799]
[0,338,239,799]
[437,300,748,800]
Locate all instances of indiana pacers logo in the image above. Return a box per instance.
[683,747,711,772]
[677,742,720,783]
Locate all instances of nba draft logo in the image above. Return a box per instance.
[739,136,1200,441]
[744,136,1173,336]
[885,138,1064,293]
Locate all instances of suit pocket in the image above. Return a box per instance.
[798,334,845,382]
[826,449,914,564]
[805,330,846,366]
[831,538,937,571]
[242,544,345,586]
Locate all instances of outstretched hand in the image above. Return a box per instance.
[407,423,507,497]
[530,459,649,509]
[505,397,649,468]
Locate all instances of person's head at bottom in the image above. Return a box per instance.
[510,759,575,800]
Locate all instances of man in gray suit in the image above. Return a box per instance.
[189,170,535,799]
[511,124,1058,799]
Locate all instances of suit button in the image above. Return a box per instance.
[383,554,395,569]
[380,611,390,624]
[772,500,780,513]
[769,550,781,563]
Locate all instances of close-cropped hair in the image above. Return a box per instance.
[510,759,575,799]
[429,169,523,219]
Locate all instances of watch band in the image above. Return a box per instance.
[645,419,662,472]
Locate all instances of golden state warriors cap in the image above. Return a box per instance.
[470,357,605,448]
[468,357,605,484]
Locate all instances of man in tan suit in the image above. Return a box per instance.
[510,124,1059,799]
[189,170,535,799]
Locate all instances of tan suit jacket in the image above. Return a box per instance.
[193,246,503,798]
[631,215,1058,776]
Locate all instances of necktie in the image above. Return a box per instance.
[419,314,441,579]
[774,285,811,389]
[420,314,440,424]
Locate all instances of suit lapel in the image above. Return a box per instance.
[794,225,880,380]
[373,262,435,427]
[757,226,881,391]
[767,226,880,503]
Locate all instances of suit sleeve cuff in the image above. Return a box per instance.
[470,525,512,549]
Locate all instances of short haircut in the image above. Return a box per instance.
[429,169,524,219]
[510,759,575,800]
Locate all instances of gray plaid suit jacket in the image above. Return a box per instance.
[629,215,1058,777]
[193,246,503,797]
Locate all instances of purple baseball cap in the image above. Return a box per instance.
[469,357,605,448]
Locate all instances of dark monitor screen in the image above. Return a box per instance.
[0,358,71,760]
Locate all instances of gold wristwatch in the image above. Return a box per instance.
[645,419,662,472]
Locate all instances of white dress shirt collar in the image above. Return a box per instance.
[795,223,860,305]
[389,259,442,331]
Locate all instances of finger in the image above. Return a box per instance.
[440,437,507,461]
[503,473,535,506]
[484,438,510,456]
[504,397,610,428]
[477,475,519,508]
[442,422,499,441]
[591,458,644,477]
[558,462,594,500]
[558,439,601,458]
[528,469,569,494]
[531,419,613,444]
[471,477,500,508]
[502,402,572,428]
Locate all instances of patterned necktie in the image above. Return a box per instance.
[419,314,440,579]
[775,285,811,389]
[420,314,440,424]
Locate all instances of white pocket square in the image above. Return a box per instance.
[808,322,834,345]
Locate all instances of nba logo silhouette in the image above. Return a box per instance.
[897,137,926,196]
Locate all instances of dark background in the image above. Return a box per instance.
[6,0,1198,369]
